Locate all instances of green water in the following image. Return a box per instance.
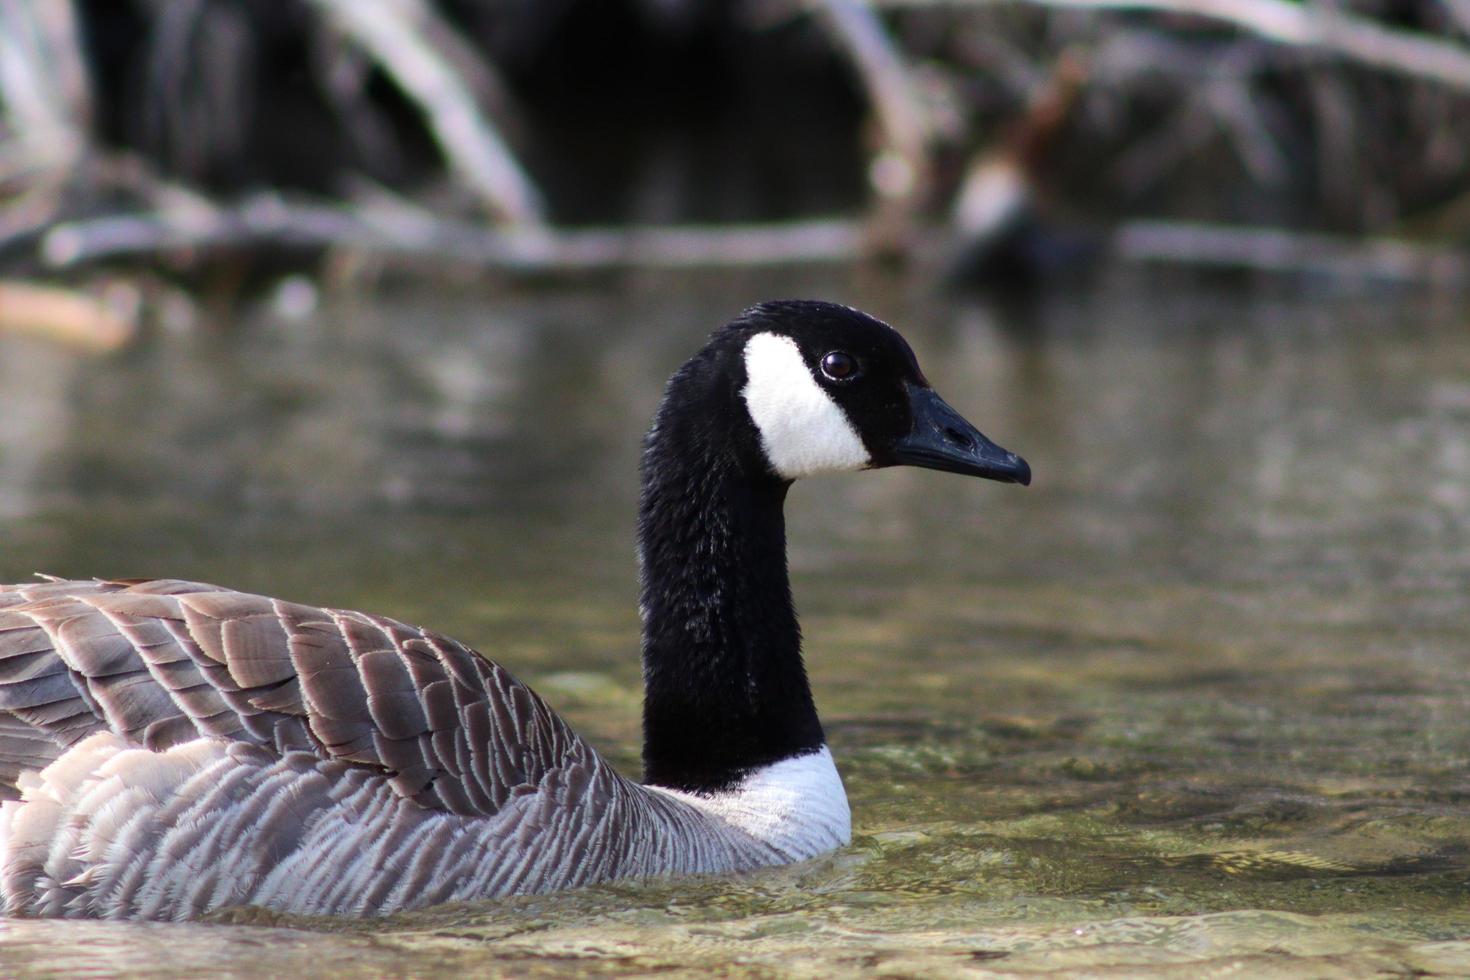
[0,267,1466,977]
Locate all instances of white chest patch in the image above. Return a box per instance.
[741,333,870,480]
[657,746,852,861]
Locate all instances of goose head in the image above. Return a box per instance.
[725,300,1031,486]
[637,296,1029,787]
[638,300,1029,793]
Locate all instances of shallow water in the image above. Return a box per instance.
[0,267,1467,977]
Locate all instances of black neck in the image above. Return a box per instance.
[637,409,823,794]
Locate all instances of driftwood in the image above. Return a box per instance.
[28,190,1465,285]
[3,0,1469,285]
[0,281,137,352]
[38,196,866,271]
[1113,220,1470,283]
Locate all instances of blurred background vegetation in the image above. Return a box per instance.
[3,0,1470,348]
[3,11,1470,971]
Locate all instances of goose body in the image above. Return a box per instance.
[0,301,1028,920]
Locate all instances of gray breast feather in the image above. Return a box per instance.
[0,578,591,817]
[0,578,776,919]
[0,732,649,918]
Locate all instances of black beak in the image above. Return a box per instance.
[891,385,1031,485]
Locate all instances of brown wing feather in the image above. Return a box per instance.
[0,578,597,816]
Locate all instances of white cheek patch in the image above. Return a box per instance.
[741,332,870,479]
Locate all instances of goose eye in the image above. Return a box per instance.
[820,351,858,381]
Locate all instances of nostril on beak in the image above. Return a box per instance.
[942,426,974,449]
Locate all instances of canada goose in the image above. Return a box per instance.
[0,300,1029,920]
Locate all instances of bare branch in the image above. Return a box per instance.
[0,0,90,167]
[814,0,932,202]
[304,0,546,225]
[874,0,1470,92]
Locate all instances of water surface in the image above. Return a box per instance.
[0,268,1467,976]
